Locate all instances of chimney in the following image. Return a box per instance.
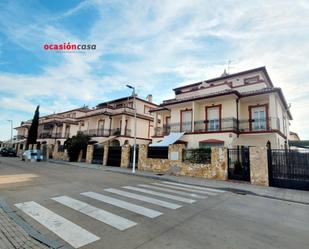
[146,94,153,103]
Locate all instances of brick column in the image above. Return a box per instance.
[249,147,269,186]
[86,144,94,164]
[121,145,130,168]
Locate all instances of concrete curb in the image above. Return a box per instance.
[49,160,309,206]
[0,198,69,249]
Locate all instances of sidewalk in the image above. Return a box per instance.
[49,160,309,205]
[0,199,67,249]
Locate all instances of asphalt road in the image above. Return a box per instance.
[0,157,309,249]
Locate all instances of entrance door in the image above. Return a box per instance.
[181,110,192,132]
[228,147,250,181]
[107,146,122,166]
[207,106,220,131]
[251,106,267,131]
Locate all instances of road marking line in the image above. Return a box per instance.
[161,181,225,193]
[52,196,137,231]
[123,186,196,204]
[15,201,99,248]
[105,188,181,209]
[81,191,162,218]
[138,184,207,199]
[153,183,218,196]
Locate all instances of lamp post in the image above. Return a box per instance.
[126,84,137,173]
[7,120,13,147]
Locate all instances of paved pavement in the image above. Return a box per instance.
[0,157,309,249]
[50,159,309,205]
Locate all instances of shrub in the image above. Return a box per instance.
[64,132,90,162]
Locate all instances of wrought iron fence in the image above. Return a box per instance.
[239,117,279,132]
[147,146,169,159]
[183,148,211,164]
[194,118,238,132]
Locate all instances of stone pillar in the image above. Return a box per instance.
[211,147,228,180]
[33,144,37,150]
[168,144,185,162]
[62,123,67,138]
[53,143,58,159]
[77,150,83,162]
[103,142,109,166]
[121,145,130,168]
[121,115,126,136]
[138,144,148,170]
[86,144,94,164]
[250,147,269,186]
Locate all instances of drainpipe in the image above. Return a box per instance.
[236,98,239,138]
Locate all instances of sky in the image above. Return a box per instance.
[0,0,309,140]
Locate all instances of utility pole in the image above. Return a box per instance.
[126,84,137,173]
[7,120,13,147]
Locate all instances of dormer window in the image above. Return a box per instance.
[244,76,259,84]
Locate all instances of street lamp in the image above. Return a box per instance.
[126,84,137,173]
[7,120,13,147]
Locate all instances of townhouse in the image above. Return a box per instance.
[14,95,158,151]
[151,67,292,149]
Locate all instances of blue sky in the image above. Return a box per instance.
[0,0,309,140]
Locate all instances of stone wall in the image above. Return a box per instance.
[249,147,269,186]
[138,144,228,180]
[52,142,69,161]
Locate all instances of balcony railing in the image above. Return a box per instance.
[239,117,280,132]
[38,132,65,139]
[81,129,110,137]
[154,117,280,136]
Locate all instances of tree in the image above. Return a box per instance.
[26,105,40,148]
[64,132,91,162]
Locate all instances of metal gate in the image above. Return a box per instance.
[92,144,104,164]
[129,146,139,169]
[228,147,250,181]
[107,146,122,167]
[268,149,309,190]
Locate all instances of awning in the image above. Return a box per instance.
[149,132,185,147]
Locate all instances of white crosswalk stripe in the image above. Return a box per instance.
[153,183,218,195]
[81,191,162,218]
[161,181,225,193]
[105,188,182,209]
[52,196,137,231]
[123,186,196,204]
[138,184,207,199]
[15,201,99,248]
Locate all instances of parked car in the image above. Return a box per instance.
[22,150,43,161]
[0,147,17,157]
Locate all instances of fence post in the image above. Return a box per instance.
[249,147,269,186]
[211,147,228,180]
[86,144,94,164]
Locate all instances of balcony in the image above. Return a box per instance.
[110,128,131,136]
[239,117,280,132]
[81,129,110,137]
[153,117,280,136]
[38,132,64,139]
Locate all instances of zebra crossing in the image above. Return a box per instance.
[14,181,225,248]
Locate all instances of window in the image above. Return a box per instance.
[206,106,221,131]
[181,110,192,132]
[244,76,259,84]
[250,106,267,131]
[98,120,105,130]
[144,105,151,114]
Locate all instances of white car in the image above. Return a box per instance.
[22,150,43,161]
